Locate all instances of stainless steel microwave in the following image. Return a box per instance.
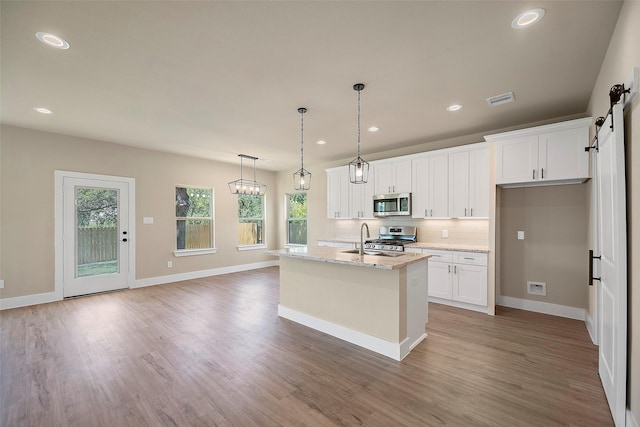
[373,193,411,217]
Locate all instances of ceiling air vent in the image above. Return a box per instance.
[486,92,515,107]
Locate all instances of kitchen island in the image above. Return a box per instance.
[266,246,430,361]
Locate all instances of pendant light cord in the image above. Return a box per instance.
[357,88,361,159]
[300,109,305,170]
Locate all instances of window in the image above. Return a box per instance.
[175,186,214,256]
[287,193,307,245]
[238,194,265,248]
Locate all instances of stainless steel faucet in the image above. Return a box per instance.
[360,223,370,256]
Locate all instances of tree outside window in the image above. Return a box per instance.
[176,187,213,250]
[287,193,307,245]
[238,194,264,245]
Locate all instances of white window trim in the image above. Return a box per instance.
[237,244,268,251]
[173,248,217,257]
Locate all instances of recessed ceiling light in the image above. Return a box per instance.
[367,126,380,132]
[316,140,327,145]
[33,107,53,114]
[446,104,463,112]
[511,8,545,29]
[35,32,70,49]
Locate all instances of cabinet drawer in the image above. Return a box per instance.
[454,252,487,266]
[425,250,453,263]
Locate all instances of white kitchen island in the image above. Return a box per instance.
[267,246,430,361]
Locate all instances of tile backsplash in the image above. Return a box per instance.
[332,218,489,247]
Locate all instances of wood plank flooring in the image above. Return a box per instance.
[0,267,612,426]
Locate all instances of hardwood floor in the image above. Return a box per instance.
[1,267,612,426]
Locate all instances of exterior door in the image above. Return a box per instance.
[594,103,627,426]
[63,175,131,297]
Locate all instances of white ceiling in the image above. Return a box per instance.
[1,1,622,172]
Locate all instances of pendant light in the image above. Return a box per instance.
[228,154,267,196]
[293,107,311,191]
[349,83,369,184]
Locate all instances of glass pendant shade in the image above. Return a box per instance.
[293,107,311,191]
[228,154,267,196]
[349,156,369,184]
[349,83,369,184]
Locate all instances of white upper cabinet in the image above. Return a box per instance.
[349,174,375,219]
[487,117,591,187]
[449,148,489,218]
[374,159,412,194]
[326,167,350,219]
[412,154,449,218]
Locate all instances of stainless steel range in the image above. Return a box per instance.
[364,225,417,252]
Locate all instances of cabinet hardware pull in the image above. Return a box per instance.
[448,265,451,273]
[533,169,536,180]
[464,257,474,260]
[454,265,457,274]
[425,209,428,217]
[430,209,433,216]
[465,208,467,216]
[588,249,602,286]
[541,168,544,179]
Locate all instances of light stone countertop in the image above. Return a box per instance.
[404,242,489,253]
[266,246,430,270]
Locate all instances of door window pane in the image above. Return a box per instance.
[75,187,119,277]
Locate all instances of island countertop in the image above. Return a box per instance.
[266,246,431,270]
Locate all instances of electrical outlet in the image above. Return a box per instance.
[518,231,525,240]
[0,279,4,289]
[167,261,173,268]
[527,281,546,296]
[143,217,154,224]
[442,229,448,238]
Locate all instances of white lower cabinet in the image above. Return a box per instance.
[405,248,488,311]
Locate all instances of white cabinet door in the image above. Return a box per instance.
[448,151,470,218]
[394,159,413,193]
[428,261,453,299]
[327,167,350,219]
[412,155,448,218]
[453,263,488,306]
[495,136,538,184]
[349,178,375,219]
[374,159,412,194]
[539,127,589,181]
[469,149,489,217]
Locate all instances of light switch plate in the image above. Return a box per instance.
[517,231,525,240]
[0,279,4,289]
[143,217,154,224]
[442,229,448,238]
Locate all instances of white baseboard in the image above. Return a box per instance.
[628,409,639,427]
[131,260,278,288]
[497,295,585,321]
[428,296,488,314]
[0,261,278,311]
[278,305,416,361]
[0,290,62,311]
[585,311,598,345]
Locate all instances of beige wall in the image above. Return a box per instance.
[499,185,588,308]
[586,0,640,421]
[0,125,277,300]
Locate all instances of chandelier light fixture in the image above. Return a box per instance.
[349,83,369,184]
[293,107,311,191]
[228,154,267,196]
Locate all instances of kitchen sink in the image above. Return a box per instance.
[340,249,405,257]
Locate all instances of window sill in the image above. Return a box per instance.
[284,244,307,249]
[237,244,268,251]
[174,248,217,257]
